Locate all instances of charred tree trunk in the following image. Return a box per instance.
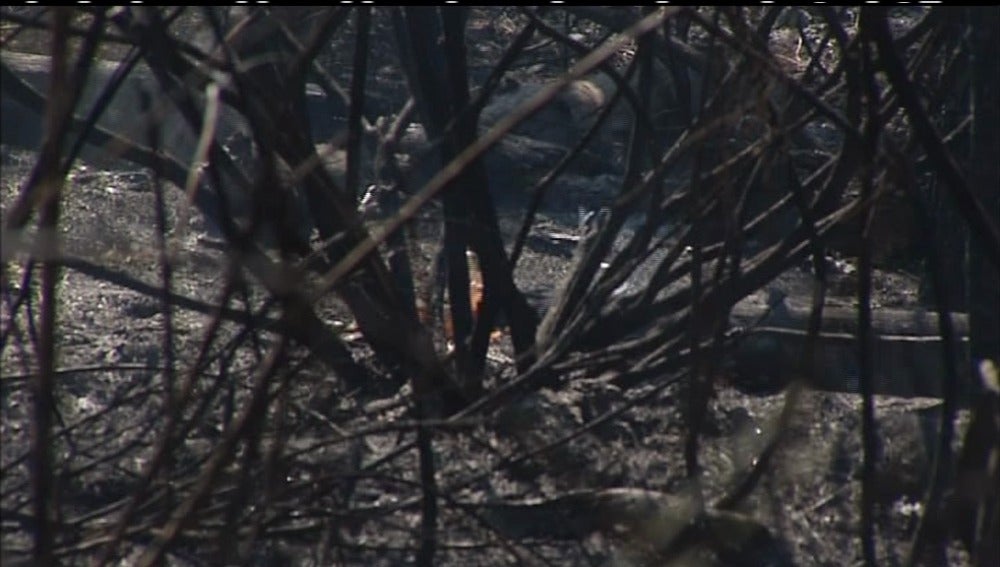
[393,7,539,401]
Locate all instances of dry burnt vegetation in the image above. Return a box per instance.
[1,6,998,566]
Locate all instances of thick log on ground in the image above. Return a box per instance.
[472,487,790,564]
[0,51,342,164]
[730,300,971,399]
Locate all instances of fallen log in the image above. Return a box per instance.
[469,487,790,564]
[729,299,971,399]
